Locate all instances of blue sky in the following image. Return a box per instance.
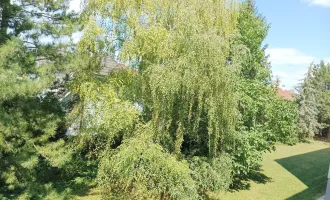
[255,0,330,89]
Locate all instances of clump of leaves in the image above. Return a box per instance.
[98,124,199,200]
[189,155,233,195]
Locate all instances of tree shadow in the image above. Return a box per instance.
[23,156,99,199]
[229,169,272,192]
[275,148,330,200]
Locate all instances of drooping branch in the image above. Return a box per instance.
[33,143,50,160]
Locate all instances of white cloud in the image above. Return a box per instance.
[69,0,83,12]
[267,48,330,89]
[324,58,330,64]
[305,0,330,7]
[266,48,316,89]
[72,31,83,43]
[272,68,307,90]
[266,48,315,66]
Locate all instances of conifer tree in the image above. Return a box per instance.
[0,1,79,198]
[311,61,330,139]
[297,65,319,138]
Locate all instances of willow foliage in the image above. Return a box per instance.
[70,78,140,156]
[71,0,301,199]
[98,124,199,200]
[84,0,240,157]
[75,0,241,198]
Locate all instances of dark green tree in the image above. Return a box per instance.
[0,0,80,199]
[297,65,319,139]
[236,0,271,82]
[231,0,298,177]
[311,61,330,139]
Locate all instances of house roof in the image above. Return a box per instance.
[99,56,137,75]
[277,88,294,100]
[99,56,125,75]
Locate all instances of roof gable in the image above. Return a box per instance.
[277,88,294,100]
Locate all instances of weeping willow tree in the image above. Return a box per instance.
[76,0,245,198]
[84,0,241,156]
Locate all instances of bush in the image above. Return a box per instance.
[97,126,198,200]
[265,98,299,145]
[189,155,233,195]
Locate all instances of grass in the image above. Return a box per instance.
[75,189,101,200]
[216,140,330,200]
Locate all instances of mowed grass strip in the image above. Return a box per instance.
[216,140,330,200]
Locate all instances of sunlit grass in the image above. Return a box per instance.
[75,189,101,200]
[216,140,330,200]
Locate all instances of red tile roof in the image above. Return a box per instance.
[277,88,294,100]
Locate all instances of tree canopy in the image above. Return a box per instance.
[0,0,80,199]
[0,0,304,199]
[297,61,330,140]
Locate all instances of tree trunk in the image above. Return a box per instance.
[0,0,10,44]
[327,128,330,141]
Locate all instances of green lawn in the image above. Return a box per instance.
[75,189,101,200]
[216,140,330,200]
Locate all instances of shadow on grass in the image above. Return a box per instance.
[230,169,272,192]
[275,148,330,200]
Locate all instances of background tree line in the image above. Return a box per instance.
[298,61,330,140]
[0,0,313,199]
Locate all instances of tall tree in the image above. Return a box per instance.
[0,1,79,199]
[236,0,271,82]
[71,0,300,198]
[74,0,240,198]
[231,0,298,177]
[297,65,319,139]
[311,61,330,139]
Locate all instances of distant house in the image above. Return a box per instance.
[277,88,294,100]
[65,56,142,136]
[99,56,128,75]
[57,56,129,103]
